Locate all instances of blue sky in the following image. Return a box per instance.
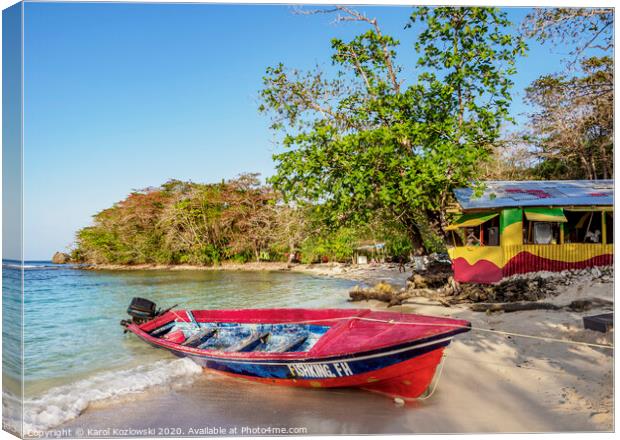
[20,3,582,259]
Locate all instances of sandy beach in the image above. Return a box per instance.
[57,263,613,434]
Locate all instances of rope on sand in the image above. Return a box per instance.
[293,316,614,350]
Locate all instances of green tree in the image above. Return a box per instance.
[226,173,280,262]
[260,6,525,252]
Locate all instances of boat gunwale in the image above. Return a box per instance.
[135,330,458,366]
[126,309,471,362]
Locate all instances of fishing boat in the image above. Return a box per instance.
[121,298,470,400]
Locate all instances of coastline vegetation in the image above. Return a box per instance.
[73,174,416,265]
[72,7,613,266]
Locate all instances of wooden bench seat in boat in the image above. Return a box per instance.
[149,322,176,337]
[152,321,318,353]
[223,331,270,352]
[182,328,217,347]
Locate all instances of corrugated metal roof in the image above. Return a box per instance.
[453,180,614,211]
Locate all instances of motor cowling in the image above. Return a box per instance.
[121,298,178,332]
[123,297,158,327]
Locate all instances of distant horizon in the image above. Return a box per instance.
[14,2,609,260]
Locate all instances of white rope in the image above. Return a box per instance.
[465,324,612,350]
[416,353,447,401]
[293,316,614,350]
[162,312,613,350]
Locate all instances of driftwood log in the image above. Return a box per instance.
[470,298,613,313]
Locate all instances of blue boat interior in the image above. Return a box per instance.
[149,319,330,353]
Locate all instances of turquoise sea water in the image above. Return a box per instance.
[3,262,358,431]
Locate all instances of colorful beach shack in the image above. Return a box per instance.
[446,180,613,284]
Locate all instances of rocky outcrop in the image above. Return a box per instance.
[51,252,71,264]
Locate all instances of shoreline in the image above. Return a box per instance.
[79,261,414,287]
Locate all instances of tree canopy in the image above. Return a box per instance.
[260,6,526,252]
[522,8,613,65]
[521,8,613,180]
[75,175,282,265]
[525,56,613,180]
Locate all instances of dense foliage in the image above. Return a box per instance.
[259,7,525,252]
[75,175,275,265]
[73,175,414,265]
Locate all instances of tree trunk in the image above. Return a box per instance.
[579,154,593,180]
[404,221,427,255]
[600,141,608,179]
[287,242,295,267]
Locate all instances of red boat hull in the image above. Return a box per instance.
[208,347,445,400]
[125,308,469,400]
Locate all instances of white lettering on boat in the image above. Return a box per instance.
[287,362,353,378]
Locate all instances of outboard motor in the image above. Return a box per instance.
[127,297,158,323]
[120,297,177,330]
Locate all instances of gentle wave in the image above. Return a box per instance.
[2,390,23,436]
[18,358,202,432]
[3,264,67,270]
[2,263,27,269]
